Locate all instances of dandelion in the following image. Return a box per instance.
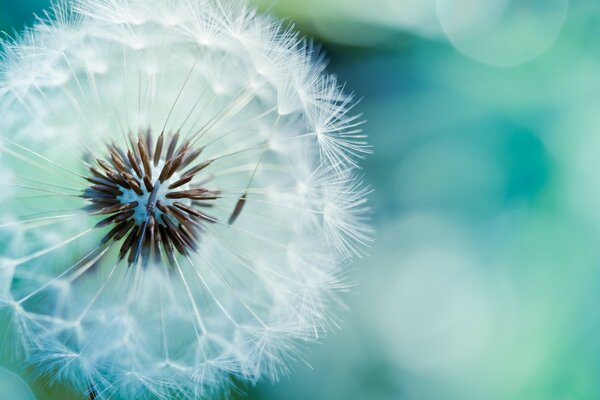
[0,0,371,398]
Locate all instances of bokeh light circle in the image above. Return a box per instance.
[436,0,569,67]
[382,0,442,37]
[0,368,36,400]
[376,232,496,374]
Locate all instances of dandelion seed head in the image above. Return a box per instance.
[0,0,371,398]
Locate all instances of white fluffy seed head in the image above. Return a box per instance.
[0,0,372,398]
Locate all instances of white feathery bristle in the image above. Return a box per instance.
[0,0,371,398]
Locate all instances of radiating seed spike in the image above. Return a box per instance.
[84,204,104,213]
[105,170,131,189]
[228,193,247,225]
[98,201,138,215]
[128,131,142,159]
[184,159,214,177]
[111,157,129,175]
[127,150,143,178]
[191,193,220,201]
[164,191,189,200]
[91,184,122,196]
[138,130,146,147]
[161,215,186,254]
[90,168,121,186]
[128,227,146,266]
[158,159,172,183]
[165,132,179,161]
[138,133,152,179]
[166,188,205,198]
[89,198,120,206]
[114,145,131,169]
[153,219,163,263]
[122,173,144,195]
[145,129,154,155]
[121,172,134,182]
[101,220,132,244]
[180,218,201,240]
[87,193,114,201]
[160,214,177,233]
[171,234,188,255]
[160,214,182,239]
[127,247,138,266]
[109,148,129,174]
[148,215,159,264]
[112,175,132,190]
[143,175,154,192]
[154,132,164,166]
[180,147,203,170]
[155,201,168,214]
[83,188,114,200]
[128,179,144,196]
[109,143,126,161]
[86,175,118,188]
[97,159,115,173]
[114,219,135,242]
[191,201,214,208]
[165,152,186,179]
[107,219,136,243]
[95,210,135,228]
[173,202,202,217]
[130,218,150,267]
[137,131,147,149]
[90,167,109,180]
[125,181,143,196]
[119,225,139,261]
[166,205,191,225]
[113,210,135,223]
[166,189,219,200]
[158,202,195,229]
[128,131,136,149]
[141,225,152,268]
[168,175,193,190]
[178,223,198,249]
[176,140,190,158]
[159,151,188,183]
[174,202,219,224]
[130,132,143,165]
[137,130,152,178]
[158,224,176,265]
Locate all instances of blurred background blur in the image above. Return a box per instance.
[2,0,600,399]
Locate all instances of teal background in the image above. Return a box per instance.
[2,1,600,399]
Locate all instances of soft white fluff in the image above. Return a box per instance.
[0,0,371,398]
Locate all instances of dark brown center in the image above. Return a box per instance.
[82,129,219,267]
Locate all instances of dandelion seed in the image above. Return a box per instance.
[0,0,371,398]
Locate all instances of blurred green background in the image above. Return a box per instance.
[3,0,600,399]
